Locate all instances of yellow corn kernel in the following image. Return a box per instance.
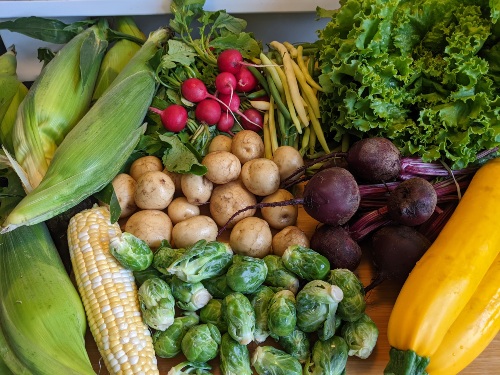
[68,205,159,375]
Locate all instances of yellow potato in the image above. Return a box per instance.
[229,216,272,258]
[129,155,163,181]
[125,210,172,249]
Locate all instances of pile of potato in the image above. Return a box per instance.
[112,130,311,258]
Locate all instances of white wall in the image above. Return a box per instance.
[2,10,332,81]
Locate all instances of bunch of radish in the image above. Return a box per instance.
[150,49,265,134]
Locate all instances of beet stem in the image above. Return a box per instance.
[364,273,387,293]
[279,152,347,188]
[400,157,479,179]
[358,181,399,197]
[349,207,389,241]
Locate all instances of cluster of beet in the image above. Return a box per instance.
[231,137,478,292]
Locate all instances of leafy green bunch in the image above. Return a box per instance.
[156,0,261,90]
[139,0,262,170]
[318,0,500,168]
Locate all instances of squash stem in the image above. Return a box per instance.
[384,347,430,375]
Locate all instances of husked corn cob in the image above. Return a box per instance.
[1,28,171,233]
[68,205,159,375]
[12,22,108,189]
[92,16,146,100]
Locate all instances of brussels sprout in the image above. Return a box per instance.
[138,277,175,330]
[263,255,300,294]
[282,245,330,281]
[296,280,343,341]
[267,289,297,337]
[153,312,199,358]
[327,269,366,322]
[220,333,252,375]
[170,275,212,311]
[202,274,234,299]
[304,335,348,375]
[200,299,227,333]
[109,232,153,271]
[251,346,302,375]
[249,285,275,343]
[153,244,186,275]
[340,313,379,359]
[226,255,268,294]
[167,361,212,375]
[222,292,255,345]
[168,240,233,283]
[133,265,165,286]
[278,327,311,363]
[181,323,221,363]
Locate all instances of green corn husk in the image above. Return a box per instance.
[0,49,28,154]
[0,223,95,374]
[1,28,170,233]
[12,22,109,189]
[92,16,146,100]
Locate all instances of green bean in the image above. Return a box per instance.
[266,75,291,122]
[246,88,268,100]
[246,66,270,95]
[277,110,288,145]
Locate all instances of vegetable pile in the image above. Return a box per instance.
[0,0,499,374]
[118,236,379,374]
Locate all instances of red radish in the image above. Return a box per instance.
[181,77,246,122]
[181,77,211,103]
[235,67,258,93]
[241,108,263,131]
[218,93,264,130]
[149,104,188,132]
[218,93,240,112]
[195,99,222,125]
[217,112,235,133]
[215,72,237,95]
[217,49,244,75]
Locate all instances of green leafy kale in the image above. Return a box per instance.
[318,0,500,168]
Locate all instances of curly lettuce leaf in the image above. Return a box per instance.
[318,0,500,168]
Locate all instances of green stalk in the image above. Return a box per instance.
[384,348,430,375]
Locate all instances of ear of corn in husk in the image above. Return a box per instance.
[11,21,109,190]
[92,16,146,100]
[1,27,170,233]
[0,49,28,155]
[0,222,95,374]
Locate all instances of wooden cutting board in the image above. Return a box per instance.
[85,206,499,374]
